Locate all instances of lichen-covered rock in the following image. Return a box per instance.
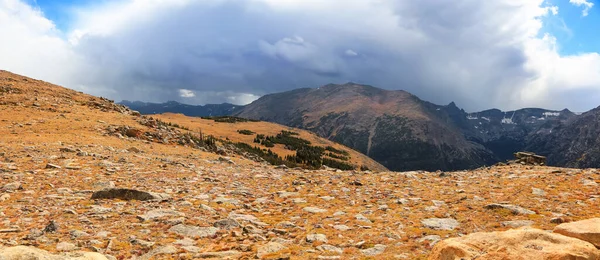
[428,228,600,259]
[0,246,109,259]
[90,188,170,201]
[554,218,600,248]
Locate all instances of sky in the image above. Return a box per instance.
[1,0,600,112]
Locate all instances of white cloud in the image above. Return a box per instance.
[1,0,600,111]
[345,49,358,56]
[178,89,195,98]
[569,0,594,17]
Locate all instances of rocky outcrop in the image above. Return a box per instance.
[554,218,600,248]
[429,227,600,259]
[90,188,171,201]
[0,246,109,260]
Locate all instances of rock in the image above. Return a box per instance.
[303,207,327,213]
[484,203,535,215]
[126,147,142,153]
[168,224,218,238]
[550,217,567,224]
[60,147,77,153]
[0,246,109,259]
[2,182,22,191]
[502,220,534,228]
[195,250,242,258]
[306,233,328,243]
[138,245,178,260]
[46,163,61,169]
[214,218,241,230]
[173,237,195,246]
[200,204,216,213]
[57,188,73,194]
[421,218,459,231]
[333,225,351,231]
[70,230,90,238]
[532,188,545,196]
[137,209,185,221]
[554,218,600,248]
[91,188,170,201]
[130,238,155,248]
[44,220,59,233]
[0,193,10,201]
[360,244,386,256]
[92,181,115,190]
[429,227,600,259]
[256,242,287,259]
[56,242,76,251]
[418,235,441,246]
[355,214,372,224]
[316,244,343,254]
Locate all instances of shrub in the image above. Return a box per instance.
[237,129,254,135]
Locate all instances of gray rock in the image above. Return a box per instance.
[484,203,536,215]
[56,242,76,251]
[333,225,351,231]
[195,250,242,258]
[168,224,218,238]
[355,214,372,224]
[256,242,287,259]
[2,182,22,192]
[306,233,328,243]
[91,188,170,201]
[138,245,177,260]
[214,218,241,230]
[137,209,185,221]
[303,207,327,213]
[421,218,459,230]
[360,244,386,256]
[502,220,534,228]
[316,244,343,254]
[69,230,89,238]
[532,188,546,196]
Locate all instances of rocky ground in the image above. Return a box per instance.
[1,71,599,259]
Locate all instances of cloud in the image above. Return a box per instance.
[569,0,594,17]
[178,89,195,98]
[1,0,600,112]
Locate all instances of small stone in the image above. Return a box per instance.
[256,242,287,259]
[421,218,459,230]
[484,204,535,215]
[91,188,170,201]
[2,182,22,192]
[214,218,241,230]
[502,220,534,228]
[56,242,76,251]
[316,244,343,254]
[360,244,386,256]
[137,209,185,221]
[45,163,61,169]
[333,225,351,231]
[168,224,218,238]
[303,207,327,213]
[306,234,328,243]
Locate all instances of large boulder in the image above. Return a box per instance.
[428,228,600,260]
[91,188,170,201]
[0,246,109,259]
[554,218,600,248]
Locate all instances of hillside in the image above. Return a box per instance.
[151,113,386,172]
[235,83,497,171]
[1,71,599,259]
[526,106,600,168]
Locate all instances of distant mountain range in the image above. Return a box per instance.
[119,100,242,117]
[120,83,600,171]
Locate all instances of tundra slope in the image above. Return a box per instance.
[0,71,598,259]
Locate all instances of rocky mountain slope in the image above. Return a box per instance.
[234,83,581,171]
[526,106,600,168]
[119,100,241,117]
[235,83,498,171]
[1,71,598,259]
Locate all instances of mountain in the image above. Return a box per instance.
[235,83,498,171]
[119,100,241,117]
[234,83,583,171]
[526,106,600,168]
[444,106,577,161]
